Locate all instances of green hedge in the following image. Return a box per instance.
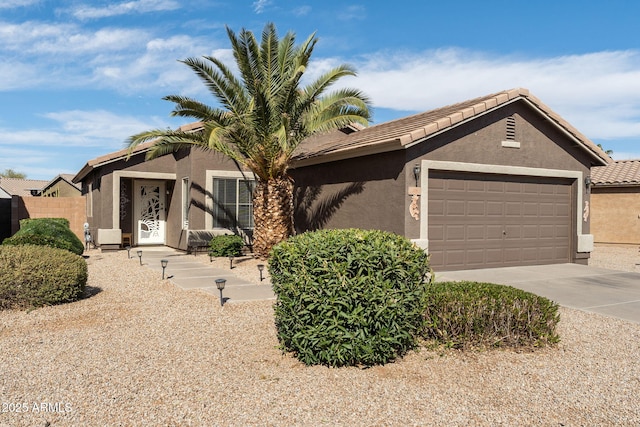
[208,234,244,257]
[3,217,84,255]
[269,229,432,367]
[423,281,560,349]
[0,245,88,310]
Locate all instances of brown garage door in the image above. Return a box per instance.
[428,171,573,271]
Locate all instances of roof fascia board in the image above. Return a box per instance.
[292,139,403,168]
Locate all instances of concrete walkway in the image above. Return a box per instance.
[133,246,275,303]
[130,247,640,323]
[437,263,640,324]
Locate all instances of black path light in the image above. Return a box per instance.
[161,259,168,280]
[229,255,234,269]
[215,278,227,306]
[257,264,265,282]
[137,250,143,265]
[125,245,131,259]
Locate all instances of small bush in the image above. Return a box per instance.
[3,218,84,255]
[0,245,88,310]
[269,228,432,367]
[208,234,244,257]
[423,281,560,349]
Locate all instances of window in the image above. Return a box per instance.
[181,177,190,229]
[85,182,93,217]
[212,177,255,229]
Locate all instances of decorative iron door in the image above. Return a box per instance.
[134,181,166,245]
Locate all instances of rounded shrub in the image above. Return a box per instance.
[208,234,244,257]
[3,218,84,255]
[0,245,88,310]
[269,228,431,367]
[423,281,560,349]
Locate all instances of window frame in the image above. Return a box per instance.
[181,177,190,230]
[205,170,256,231]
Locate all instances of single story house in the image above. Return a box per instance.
[40,174,82,198]
[590,160,640,245]
[72,88,610,271]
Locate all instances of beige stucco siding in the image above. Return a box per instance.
[591,188,640,245]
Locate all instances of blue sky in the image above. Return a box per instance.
[1,0,640,180]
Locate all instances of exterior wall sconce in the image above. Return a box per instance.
[257,264,265,282]
[215,278,226,306]
[413,164,421,187]
[585,176,592,189]
[161,259,168,280]
[137,250,143,265]
[125,246,131,259]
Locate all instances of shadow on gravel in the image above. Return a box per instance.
[82,286,102,299]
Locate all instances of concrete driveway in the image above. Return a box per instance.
[436,263,640,324]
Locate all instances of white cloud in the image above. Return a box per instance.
[331,48,640,140]
[339,5,366,21]
[253,0,272,14]
[71,0,180,20]
[0,110,170,149]
[0,0,39,9]
[292,6,311,16]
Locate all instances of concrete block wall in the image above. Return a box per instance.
[11,196,87,242]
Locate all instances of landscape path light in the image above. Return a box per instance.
[137,250,143,265]
[229,255,234,269]
[161,259,168,280]
[125,246,131,259]
[215,278,227,306]
[257,264,265,282]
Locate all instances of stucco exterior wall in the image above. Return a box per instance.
[291,150,406,235]
[591,187,640,245]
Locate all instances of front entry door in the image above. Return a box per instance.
[134,180,166,245]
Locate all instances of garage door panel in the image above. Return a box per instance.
[428,172,572,270]
[487,201,503,216]
[445,225,465,241]
[467,201,485,216]
[446,200,465,215]
[467,225,485,240]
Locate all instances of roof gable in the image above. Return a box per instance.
[292,88,611,167]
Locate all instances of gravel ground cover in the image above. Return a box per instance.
[1,246,639,426]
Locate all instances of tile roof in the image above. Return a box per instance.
[72,88,611,182]
[292,88,611,166]
[72,122,201,183]
[0,177,49,196]
[592,160,640,186]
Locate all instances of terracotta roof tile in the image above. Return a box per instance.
[0,177,49,196]
[292,88,611,166]
[592,160,640,186]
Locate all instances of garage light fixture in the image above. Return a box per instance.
[584,176,592,189]
[413,164,421,187]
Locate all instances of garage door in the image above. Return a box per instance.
[428,171,573,271]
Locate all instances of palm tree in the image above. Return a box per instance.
[127,23,371,258]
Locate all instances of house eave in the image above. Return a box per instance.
[291,139,403,168]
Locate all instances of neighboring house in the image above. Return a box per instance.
[0,176,86,242]
[0,177,49,197]
[41,174,82,198]
[72,88,610,271]
[590,160,640,245]
[0,177,49,242]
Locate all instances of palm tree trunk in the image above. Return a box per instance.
[252,177,294,259]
